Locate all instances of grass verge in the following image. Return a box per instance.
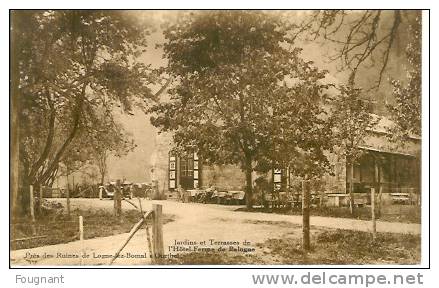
[10,201,174,250]
[260,229,420,264]
[164,229,420,265]
[236,206,421,224]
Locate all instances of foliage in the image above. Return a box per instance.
[328,85,378,212]
[329,85,379,164]
[150,11,334,207]
[387,12,421,139]
[13,10,157,191]
[268,96,334,180]
[57,110,136,185]
[289,10,422,146]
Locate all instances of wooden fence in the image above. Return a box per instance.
[109,204,164,265]
[15,184,164,265]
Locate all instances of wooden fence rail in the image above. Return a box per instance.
[108,203,164,265]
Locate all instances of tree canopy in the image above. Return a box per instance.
[150,11,334,207]
[290,10,422,139]
[12,10,158,193]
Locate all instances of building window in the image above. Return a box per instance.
[169,155,176,190]
[180,157,194,177]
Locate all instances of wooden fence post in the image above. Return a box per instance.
[29,185,35,221]
[79,215,84,265]
[371,188,376,240]
[302,180,310,251]
[374,156,380,218]
[377,184,383,219]
[114,180,122,217]
[29,185,36,235]
[349,163,355,215]
[152,180,159,200]
[66,187,71,217]
[35,185,42,215]
[152,204,164,259]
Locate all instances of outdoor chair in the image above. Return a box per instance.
[223,192,234,205]
[216,191,227,204]
[231,191,246,205]
[202,190,214,203]
[210,191,218,203]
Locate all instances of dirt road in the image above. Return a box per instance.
[10,199,420,266]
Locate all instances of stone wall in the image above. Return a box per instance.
[151,131,173,198]
[201,164,246,190]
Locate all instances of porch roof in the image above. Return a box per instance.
[357,145,417,157]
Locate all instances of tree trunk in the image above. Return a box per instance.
[37,82,87,186]
[349,163,355,215]
[100,173,105,186]
[98,150,107,185]
[65,168,71,217]
[302,179,311,251]
[36,184,42,216]
[10,12,20,218]
[66,186,71,217]
[377,180,383,219]
[28,106,56,182]
[244,156,253,209]
[261,187,267,209]
[374,156,381,218]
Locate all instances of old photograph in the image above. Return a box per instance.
[9,10,423,266]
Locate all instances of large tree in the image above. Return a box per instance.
[11,10,157,214]
[150,11,333,208]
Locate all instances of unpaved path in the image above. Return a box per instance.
[10,199,420,266]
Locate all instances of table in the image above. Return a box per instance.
[390,193,411,204]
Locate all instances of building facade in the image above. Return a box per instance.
[163,117,421,203]
[168,152,246,191]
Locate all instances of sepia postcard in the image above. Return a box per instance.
[9,9,425,267]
